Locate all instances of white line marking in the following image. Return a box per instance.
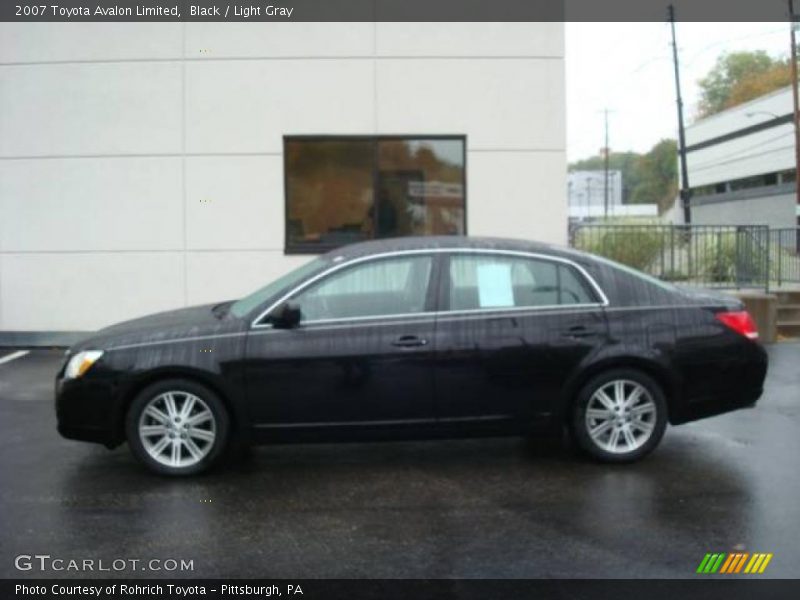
[0,350,30,365]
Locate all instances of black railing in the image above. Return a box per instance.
[770,228,800,287]
[569,224,782,291]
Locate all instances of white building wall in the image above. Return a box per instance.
[685,86,795,187]
[0,22,565,332]
[691,191,796,230]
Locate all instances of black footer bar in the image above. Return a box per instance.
[4,579,800,600]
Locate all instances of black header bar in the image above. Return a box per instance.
[0,0,792,22]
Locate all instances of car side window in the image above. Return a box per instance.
[559,264,596,305]
[292,255,433,322]
[448,254,595,311]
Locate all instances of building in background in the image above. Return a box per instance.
[567,170,657,221]
[681,85,799,229]
[0,22,566,341]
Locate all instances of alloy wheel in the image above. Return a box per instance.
[584,379,657,454]
[138,391,217,468]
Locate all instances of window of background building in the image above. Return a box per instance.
[285,136,466,254]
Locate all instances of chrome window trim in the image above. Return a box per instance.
[258,312,438,328]
[253,316,438,334]
[603,304,708,312]
[249,305,605,336]
[250,247,609,329]
[443,249,608,311]
[436,303,604,320]
[100,305,719,352]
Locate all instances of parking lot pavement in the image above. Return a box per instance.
[0,344,798,579]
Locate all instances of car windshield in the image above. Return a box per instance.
[229,257,330,318]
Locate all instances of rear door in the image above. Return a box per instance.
[433,251,608,426]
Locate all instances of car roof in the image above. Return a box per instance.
[325,236,593,264]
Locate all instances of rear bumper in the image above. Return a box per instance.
[670,385,763,425]
[670,342,768,425]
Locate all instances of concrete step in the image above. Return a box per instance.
[777,321,800,339]
[775,290,800,305]
[776,304,800,322]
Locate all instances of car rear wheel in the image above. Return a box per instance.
[126,379,229,476]
[571,369,667,463]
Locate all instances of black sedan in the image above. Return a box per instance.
[56,236,768,475]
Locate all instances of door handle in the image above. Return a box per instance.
[392,335,428,348]
[561,325,597,339]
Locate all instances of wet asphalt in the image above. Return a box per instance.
[0,345,798,579]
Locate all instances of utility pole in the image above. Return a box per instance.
[789,0,800,209]
[585,177,592,221]
[668,4,691,224]
[609,174,615,217]
[603,108,610,219]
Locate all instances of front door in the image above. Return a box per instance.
[245,253,438,436]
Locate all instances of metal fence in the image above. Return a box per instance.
[568,224,800,292]
[771,228,800,288]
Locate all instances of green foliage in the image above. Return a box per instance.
[697,50,791,118]
[695,233,787,284]
[573,221,668,272]
[697,232,739,283]
[569,151,641,181]
[630,140,678,214]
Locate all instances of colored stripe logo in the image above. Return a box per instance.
[696,552,773,574]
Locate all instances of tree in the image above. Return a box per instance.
[569,151,642,203]
[569,139,678,214]
[630,139,678,214]
[697,51,792,118]
[725,62,793,108]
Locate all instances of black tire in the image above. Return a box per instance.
[125,378,230,476]
[570,368,667,463]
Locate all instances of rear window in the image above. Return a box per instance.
[585,255,679,307]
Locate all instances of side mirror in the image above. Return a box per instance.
[269,301,302,329]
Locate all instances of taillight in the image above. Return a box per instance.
[715,311,758,340]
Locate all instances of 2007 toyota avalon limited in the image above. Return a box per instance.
[56,236,768,475]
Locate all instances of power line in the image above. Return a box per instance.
[683,27,788,67]
[569,24,791,162]
[688,130,794,169]
[690,144,795,172]
[572,25,786,113]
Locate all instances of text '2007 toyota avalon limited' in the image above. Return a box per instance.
[56,236,768,475]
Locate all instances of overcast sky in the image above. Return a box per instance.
[566,22,790,162]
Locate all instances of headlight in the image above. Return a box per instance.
[64,350,104,379]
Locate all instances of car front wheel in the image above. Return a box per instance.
[125,379,230,476]
[571,369,667,463]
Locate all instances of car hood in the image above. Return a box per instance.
[70,302,243,352]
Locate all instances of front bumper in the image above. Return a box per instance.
[55,373,124,447]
